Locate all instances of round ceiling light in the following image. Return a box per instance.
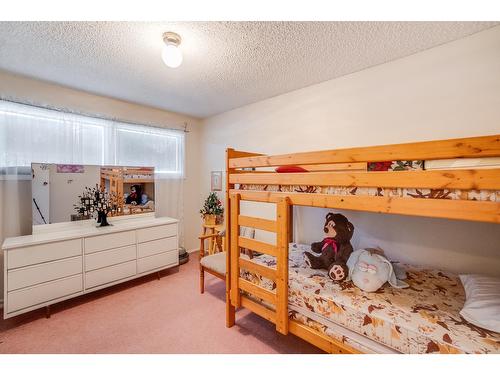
[162,32,183,68]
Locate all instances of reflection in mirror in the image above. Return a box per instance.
[32,163,155,225]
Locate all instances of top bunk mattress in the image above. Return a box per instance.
[235,158,500,203]
[237,184,499,202]
[241,243,500,354]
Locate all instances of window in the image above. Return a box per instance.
[115,124,184,176]
[0,100,185,178]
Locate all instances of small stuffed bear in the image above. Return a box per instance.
[304,213,354,281]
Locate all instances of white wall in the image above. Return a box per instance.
[200,26,500,276]
[0,72,203,303]
[32,163,50,225]
[48,164,101,223]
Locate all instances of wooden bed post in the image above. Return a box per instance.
[230,193,242,308]
[225,148,236,327]
[288,205,294,244]
[276,196,291,335]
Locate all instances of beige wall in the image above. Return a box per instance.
[0,72,203,303]
[200,26,500,276]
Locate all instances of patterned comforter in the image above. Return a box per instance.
[238,184,499,202]
[238,160,499,202]
[241,243,500,354]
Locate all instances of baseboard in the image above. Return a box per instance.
[187,248,199,254]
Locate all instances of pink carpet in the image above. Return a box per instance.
[0,258,322,353]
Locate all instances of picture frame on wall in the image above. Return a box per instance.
[211,171,223,191]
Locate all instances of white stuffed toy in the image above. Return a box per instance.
[346,249,409,292]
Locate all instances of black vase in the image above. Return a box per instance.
[97,210,110,227]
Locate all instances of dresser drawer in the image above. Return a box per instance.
[8,256,82,291]
[85,245,136,271]
[136,224,177,243]
[7,274,83,313]
[84,231,135,254]
[137,250,178,274]
[7,239,82,269]
[138,237,177,259]
[85,260,136,289]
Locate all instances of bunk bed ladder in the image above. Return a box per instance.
[229,192,291,335]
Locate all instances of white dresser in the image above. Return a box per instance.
[2,214,179,319]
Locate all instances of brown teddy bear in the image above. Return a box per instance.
[304,213,354,281]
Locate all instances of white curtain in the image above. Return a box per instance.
[0,100,185,303]
[0,100,185,175]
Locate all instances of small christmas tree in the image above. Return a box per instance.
[200,192,224,224]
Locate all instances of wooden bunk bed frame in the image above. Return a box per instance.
[224,134,500,354]
[100,166,155,214]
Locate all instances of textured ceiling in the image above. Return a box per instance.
[0,21,498,118]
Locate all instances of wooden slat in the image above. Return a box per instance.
[238,236,278,256]
[239,278,277,304]
[230,169,500,190]
[229,134,500,168]
[226,148,236,253]
[240,296,276,324]
[222,162,367,173]
[231,169,274,174]
[229,150,264,158]
[289,320,361,354]
[232,163,367,172]
[231,189,500,223]
[238,215,277,232]
[226,149,235,327]
[298,162,367,171]
[239,257,277,280]
[275,197,290,335]
[230,193,241,308]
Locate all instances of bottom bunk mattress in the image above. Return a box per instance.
[240,243,500,354]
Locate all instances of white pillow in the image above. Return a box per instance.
[459,274,500,333]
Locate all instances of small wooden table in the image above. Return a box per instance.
[201,223,224,255]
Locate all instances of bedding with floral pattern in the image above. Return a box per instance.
[238,184,499,202]
[367,160,424,171]
[240,243,500,354]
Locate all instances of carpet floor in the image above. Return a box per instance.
[0,258,322,353]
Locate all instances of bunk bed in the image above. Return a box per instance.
[100,166,155,215]
[224,134,500,354]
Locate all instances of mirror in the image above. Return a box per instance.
[32,163,155,225]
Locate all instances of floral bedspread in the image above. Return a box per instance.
[239,184,499,202]
[239,159,499,201]
[240,243,500,354]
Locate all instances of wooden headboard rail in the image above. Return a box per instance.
[228,134,500,168]
[229,189,500,223]
[229,169,500,191]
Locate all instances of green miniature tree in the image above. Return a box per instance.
[200,192,224,217]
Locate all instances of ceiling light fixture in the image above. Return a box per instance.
[162,31,183,68]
